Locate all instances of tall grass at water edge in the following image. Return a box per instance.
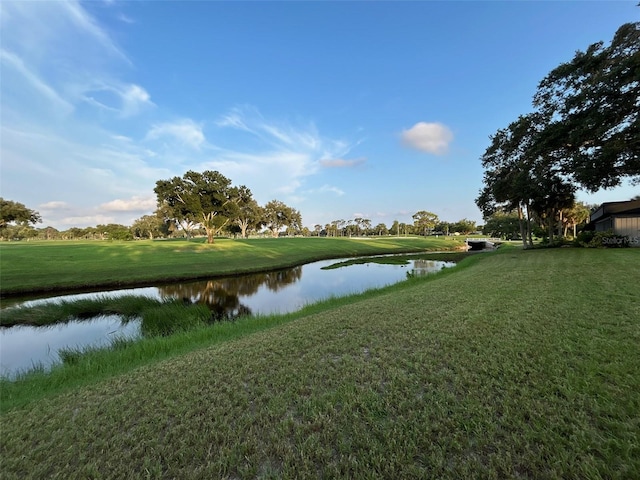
[1,295,162,327]
[1,294,212,330]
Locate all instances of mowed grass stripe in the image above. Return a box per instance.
[1,248,639,478]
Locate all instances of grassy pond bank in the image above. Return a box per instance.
[0,236,465,296]
[1,250,462,377]
[1,241,639,478]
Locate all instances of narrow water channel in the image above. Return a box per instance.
[0,255,454,378]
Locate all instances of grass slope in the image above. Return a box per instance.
[1,248,639,478]
[0,237,462,295]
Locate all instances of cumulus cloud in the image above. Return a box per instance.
[401,122,453,155]
[320,157,367,168]
[100,196,156,212]
[147,119,206,149]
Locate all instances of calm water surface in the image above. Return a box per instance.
[0,256,453,377]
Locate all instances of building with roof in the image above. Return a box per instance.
[589,199,640,247]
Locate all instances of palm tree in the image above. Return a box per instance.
[562,202,591,238]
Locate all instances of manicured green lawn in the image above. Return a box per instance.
[0,236,463,295]
[1,247,639,478]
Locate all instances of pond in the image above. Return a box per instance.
[0,255,455,378]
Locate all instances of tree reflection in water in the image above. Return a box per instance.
[408,260,455,279]
[157,267,303,320]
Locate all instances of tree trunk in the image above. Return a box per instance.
[517,204,528,249]
[526,201,534,249]
[558,210,564,239]
[547,212,554,243]
[179,220,192,240]
[238,218,249,238]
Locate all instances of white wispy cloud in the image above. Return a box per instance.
[1,1,130,72]
[206,150,312,197]
[0,0,167,229]
[121,84,153,117]
[210,106,362,202]
[217,106,346,154]
[59,214,119,227]
[216,108,255,133]
[0,48,74,114]
[401,122,454,155]
[1,1,149,120]
[1,0,369,230]
[100,196,156,212]
[81,82,154,117]
[39,200,70,209]
[147,119,206,149]
[118,13,135,25]
[60,0,131,65]
[320,157,367,168]
[314,185,346,196]
[1,124,167,228]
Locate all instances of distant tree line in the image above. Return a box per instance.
[315,212,478,238]
[476,22,639,248]
[1,194,480,242]
[0,170,304,242]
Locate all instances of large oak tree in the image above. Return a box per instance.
[0,198,41,234]
[533,22,640,191]
[263,200,302,238]
[412,211,439,236]
[232,186,263,238]
[154,170,238,244]
[478,23,638,245]
[476,114,575,247]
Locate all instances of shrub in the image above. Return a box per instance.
[577,230,630,248]
[574,230,595,247]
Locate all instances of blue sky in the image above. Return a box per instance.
[1,1,638,230]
